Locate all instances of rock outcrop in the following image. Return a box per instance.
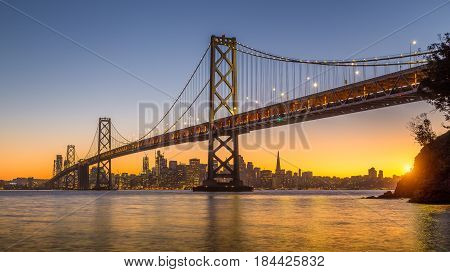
[394,130,450,203]
[366,191,397,199]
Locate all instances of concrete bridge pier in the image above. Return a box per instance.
[78,164,90,190]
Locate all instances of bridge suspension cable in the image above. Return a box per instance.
[81,126,99,160]
[111,122,132,144]
[137,45,211,140]
[232,41,432,110]
[236,42,432,65]
[59,44,212,166]
[163,80,210,134]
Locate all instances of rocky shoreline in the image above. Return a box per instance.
[368,131,450,204]
[366,191,397,199]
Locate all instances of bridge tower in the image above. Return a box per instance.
[52,154,63,189]
[194,35,252,192]
[95,117,112,190]
[64,145,77,189]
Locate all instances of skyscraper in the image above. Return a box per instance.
[142,155,149,174]
[276,151,281,173]
[368,167,377,179]
[378,170,384,179]
[273,151,284,188]
[169,161,178,170]
[188,158,201,186]
[155,150,167,178]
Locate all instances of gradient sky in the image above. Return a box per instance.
[1,0,449,180]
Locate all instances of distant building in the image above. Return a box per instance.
[302,171,313,179]
[176,164,188,188]
[275,151,281,173]
[200,163,207,181]
[3,177,47,190]
[142,155,149,174]
[368,167,377,179]
[273,151,284,188]
[246,162,256,185]
[169,160,178,170]
[260,170,273,188]
[155,151,167,179]
[189,158,200,166]
[378,170,384,179]
[188,158,201,187]
[252,167,261,188]
[237,155,246,183]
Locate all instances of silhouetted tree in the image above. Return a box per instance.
[419,33,450,127]
[408,113,436,146]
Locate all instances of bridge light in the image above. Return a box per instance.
[412,40,417,45]
[306,76,310,80]
[255,100,259,104]
[355,70,360,75]
[281,92,285,96]
[272,88,276,91]
[313,82,318,88]
[246,96,249,100]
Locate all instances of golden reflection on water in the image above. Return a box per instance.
[0,191,449,251]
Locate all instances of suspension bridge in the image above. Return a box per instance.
[49,35,430,191]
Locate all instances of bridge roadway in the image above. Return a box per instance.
[51,65,427,182]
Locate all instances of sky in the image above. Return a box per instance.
[0,0,449,180]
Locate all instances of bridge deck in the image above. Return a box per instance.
[51,66,426,181]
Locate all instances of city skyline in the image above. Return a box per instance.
[1,150,400,183]
[1,151,399,191]
[116,151,403,179]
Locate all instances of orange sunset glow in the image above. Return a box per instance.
[0,101,445,181]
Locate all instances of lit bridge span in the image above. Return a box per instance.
[50,35,430,191]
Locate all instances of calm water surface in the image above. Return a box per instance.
[0,190,449,251]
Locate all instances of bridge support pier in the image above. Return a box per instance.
[194,35,252,192]
[78,164,90,190]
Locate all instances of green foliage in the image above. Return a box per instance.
[419,33,450,125]
[408,113,436,146]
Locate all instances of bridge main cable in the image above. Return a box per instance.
[236,41,432,66]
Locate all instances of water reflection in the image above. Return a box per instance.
[205,195,243,251]
[414,204,450,251]
[93,195,113,251]
[0,191,448,251]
